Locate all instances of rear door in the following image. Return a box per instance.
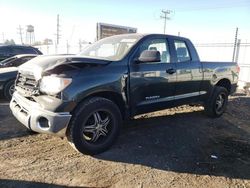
[171,39,203,104]
[129,36,176,115]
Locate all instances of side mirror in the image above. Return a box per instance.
[137,50,161,63]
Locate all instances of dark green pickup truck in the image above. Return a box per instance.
[10,34,239,154]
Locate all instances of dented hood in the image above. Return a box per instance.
[0,67,18,74]
[19,55,111,80]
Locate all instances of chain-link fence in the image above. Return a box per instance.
[35,41,250,64]
[35,43,89,55]
[194,41,250,89]
[35,41,250,89]
[195,42,250,64]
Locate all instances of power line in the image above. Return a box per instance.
[176,1,250,12]
[195,42,250,47]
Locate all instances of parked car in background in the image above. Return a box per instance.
[0,67,17,100]
[0,54,39,100]
[0,54,38,68]
[0,45,42,61]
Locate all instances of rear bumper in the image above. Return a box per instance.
[10,92,72,137]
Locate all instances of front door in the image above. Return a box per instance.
[129,37,176,115]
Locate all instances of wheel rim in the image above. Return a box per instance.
[9,84,15,97]
[82,111,112,143]
[215,93,226,113]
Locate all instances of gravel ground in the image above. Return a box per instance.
[0,92,249,188]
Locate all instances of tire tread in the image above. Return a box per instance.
[67,97,122,155]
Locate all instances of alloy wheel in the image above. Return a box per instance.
[215,93,225,113]
[83,111,112,143]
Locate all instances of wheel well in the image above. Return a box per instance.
[4,79,15,88]
[81,91,126,119]
[3,79,15,94]
[216,79,231,93]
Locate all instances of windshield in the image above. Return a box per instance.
[79,34,142,61]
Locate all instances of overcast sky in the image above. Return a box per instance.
[0,0,250,45]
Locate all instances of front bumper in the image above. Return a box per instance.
[10,92,72,137]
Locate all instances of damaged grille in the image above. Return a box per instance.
[15,72,39,96]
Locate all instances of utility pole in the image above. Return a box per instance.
[17,25,24,44]
[66,40,69,54]
[160,10,172,34]
[55,14,61,54]
[79,39,82,52]
[232,27,238,62]
[56,14,61,45]
[2,32,5,43]
[235,39,241,63]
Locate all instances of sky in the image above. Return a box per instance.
[0,0,250,45]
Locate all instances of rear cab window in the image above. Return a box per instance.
[174,40,191,62]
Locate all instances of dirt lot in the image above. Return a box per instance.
[0,92,249,188]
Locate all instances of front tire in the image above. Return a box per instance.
[4,80,15,101]
[67,97,122,155]
[204,86,228,117]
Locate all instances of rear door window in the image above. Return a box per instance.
[174,40,191,62]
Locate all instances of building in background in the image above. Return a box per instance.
[96,23,137,41]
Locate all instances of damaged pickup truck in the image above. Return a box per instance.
[10,34,239,155]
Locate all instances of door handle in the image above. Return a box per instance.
[166,68,176,74]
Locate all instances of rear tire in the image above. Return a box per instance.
[204,86,228,117]
[4,80,15,101]
[66,97,122,155]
